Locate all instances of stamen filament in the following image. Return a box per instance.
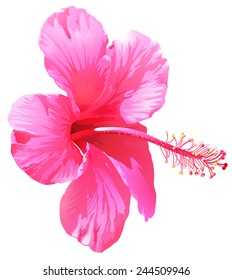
[71,127,227,178]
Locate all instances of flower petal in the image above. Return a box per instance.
[87,124,156,220]
[85,31,168,124]
[60,144,130,252]
[39,6,111,111]
[8,94,82,184]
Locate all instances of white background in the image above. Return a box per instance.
[1,0,231,279]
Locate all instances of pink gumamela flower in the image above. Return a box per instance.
[8,6,227,252]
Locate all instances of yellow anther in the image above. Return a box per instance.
[172,164,176,168]
[179,171,183,175]
[180,133,185,139]
[192,152,195,156]
[171,134,175,138]
[207,150,211,154]
[213,162,218,166]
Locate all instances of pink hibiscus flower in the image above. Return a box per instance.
[8,6,227,252]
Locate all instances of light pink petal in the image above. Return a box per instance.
[8,94,82,184]
[88,124,156,220]
[83,31,168,125]
[39,6,111,111]
[60,144,130,252]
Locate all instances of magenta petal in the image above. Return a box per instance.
[88,124,156,220]
[8,94,82,184]
[95,31,169,124]
[39,6,111,111]
[60,144,130,252]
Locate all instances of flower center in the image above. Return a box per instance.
[70,126,227,178]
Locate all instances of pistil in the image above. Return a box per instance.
[71,127,227,178]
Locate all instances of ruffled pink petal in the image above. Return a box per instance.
[8,94,82,184]
[39,6,111,111]
[87,124,156,220]
[83,31,168,125]
[60,144,130,252]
